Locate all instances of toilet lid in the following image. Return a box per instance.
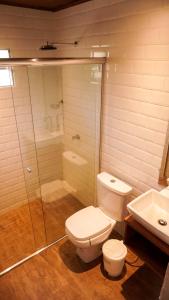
[65,206,112,241]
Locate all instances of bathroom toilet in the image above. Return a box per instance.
[65,172,132,263]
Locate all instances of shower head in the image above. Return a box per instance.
[39,41,78,51]
[40,42,57,51]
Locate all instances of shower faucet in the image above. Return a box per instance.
[72,134,80,140]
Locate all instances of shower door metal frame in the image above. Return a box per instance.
[0,57,106,66]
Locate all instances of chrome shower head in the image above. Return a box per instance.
[40,40,78,51]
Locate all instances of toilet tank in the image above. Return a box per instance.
[97,172,132,221]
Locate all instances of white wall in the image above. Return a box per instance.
[52,0,169,197]
[0,4,54,57]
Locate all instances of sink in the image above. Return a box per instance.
[127,189,169,245]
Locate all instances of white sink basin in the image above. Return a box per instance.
[127,189,169,245]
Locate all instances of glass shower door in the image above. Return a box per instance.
[0,59,103,273]
[12,66,46,250]
[28,64,102,245]
[28,65,67,244]
[0,66,46,273]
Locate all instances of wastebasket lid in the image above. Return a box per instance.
[102,239,127,260]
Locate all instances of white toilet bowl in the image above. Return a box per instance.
[65,172,132,263]
[65,206,116,262]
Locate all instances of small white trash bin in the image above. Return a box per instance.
[102,239,127,277]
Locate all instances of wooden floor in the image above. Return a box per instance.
[0,236,163,300]
[43,194,84,244]
[0,193,83,272]
[0,204,36,272]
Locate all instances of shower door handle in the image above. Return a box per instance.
[26,167,32,173]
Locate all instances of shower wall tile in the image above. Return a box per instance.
[53,0,169,200]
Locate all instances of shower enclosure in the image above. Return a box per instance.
[0,58,104,274]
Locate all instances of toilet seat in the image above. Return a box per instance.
[65,206,114,241]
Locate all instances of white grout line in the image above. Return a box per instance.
[0,235,68,277]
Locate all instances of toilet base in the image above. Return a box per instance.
[76,243,103,263]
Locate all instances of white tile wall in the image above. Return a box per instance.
[52,0,169,198]
[0,4,55,57]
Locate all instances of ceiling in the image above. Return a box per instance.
[0,0,91,12]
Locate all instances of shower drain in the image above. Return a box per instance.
[158,219,167,226]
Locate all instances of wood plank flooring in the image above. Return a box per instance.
[43,194,84,244]
[0,236,164,300]
[0,204,36,272]
[0,194,83,272]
